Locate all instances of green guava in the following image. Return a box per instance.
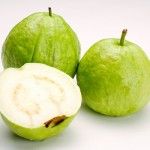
[0,63,82,140]
[77,29,150,116]
[2,8,80,77]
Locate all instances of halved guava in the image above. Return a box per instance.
[0,63,82,140]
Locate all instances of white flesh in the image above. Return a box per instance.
[0,63,81,128]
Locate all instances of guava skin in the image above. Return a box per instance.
[2,12,80,77]
[2,115,74,141]
[77,39,150,116]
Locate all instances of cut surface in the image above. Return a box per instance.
[0,63,81,128]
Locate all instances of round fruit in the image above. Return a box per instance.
[77,29,150,116]
[0,63,81,140]
[2,8,80,77]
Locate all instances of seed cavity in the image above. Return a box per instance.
[34,75,65,114]
[44,115,66,128]
[33,75,64,93]
[12,76,66,127]
[13,84,41,126]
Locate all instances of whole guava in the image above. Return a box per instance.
[77,29,150,116]
[2,9,80,77]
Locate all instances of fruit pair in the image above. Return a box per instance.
[0,8,82,141]
[0,8,150,141]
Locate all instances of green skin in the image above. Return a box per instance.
[2,12,80,77]
[2,115,74,141]
[77,38,150,116]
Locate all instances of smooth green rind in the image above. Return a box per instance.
[77,38,150,116]
[2,114,74,140]
[2,12,80,77]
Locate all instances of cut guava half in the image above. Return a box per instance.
[0,63,82,140]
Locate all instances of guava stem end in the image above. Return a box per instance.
[120,29,127,46]
[48,7,52,16]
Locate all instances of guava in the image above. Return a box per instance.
[0,63,82,140]
[77,29,150,116]
[2,8,80,77]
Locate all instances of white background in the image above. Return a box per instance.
[0,0,150,150]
